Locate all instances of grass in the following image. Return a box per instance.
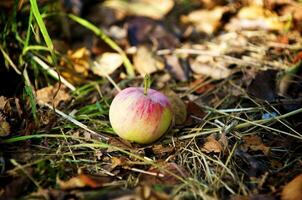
[0,0,302,199]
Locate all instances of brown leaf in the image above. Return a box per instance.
[0,96,8,110]
[281,3,302,23]
[227,5,285,31]
[165,55,187,82]
[161,88,187,125]
[281,174,302,200]
[181,6,228,34]
[104,0,174,20]
[0,113,10,137]
[135,185,169,200]
[60,47,90,84]
[190,55,232,80]
[189,79,215,94]
[127,17,179,48]
[292,52,302,64]
[202,134,223,153]
[185,101,206,126]
[242,135,270,156]
[247,70,278,102]
[152,144,175,156]
[133,45,162,76]
[36,83,71,107]
[110,156,129,171]
[91,52,123,76]
[57,174,113,190]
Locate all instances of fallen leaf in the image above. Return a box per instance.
[292,52,302,64]
[91,52,123,76]
[60,47,90,84]
[165,55,187,82]
[104,0,174,20]
[151,144,175,156]
[0,96,8,110]
[161,88,187,125]
[281,3,302,28]
[127,17,179,48]
[189,79,215,94]
[185,101,206,126]
[181,6,228,34]
[110,156,128,171]
[135,185,169,200]
[242,135,270,156]
[133,45,162,76]
[235,148,267,177]
[57,174,113,190]
[247,70,278,102]
[281,174,302,200]
[190,55,232,80]
[36,83,71,107]
[0,172,31,200]
[0,112,10,137]
[227,5,285,31]
[202,134,223,153]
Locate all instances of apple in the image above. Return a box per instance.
[109,87,173,144]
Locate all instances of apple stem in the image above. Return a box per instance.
[144,74,150,95]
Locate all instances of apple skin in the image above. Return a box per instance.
[109,87,173,144]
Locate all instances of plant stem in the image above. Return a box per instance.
[144,74,150,95]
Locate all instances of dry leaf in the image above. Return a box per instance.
[91,52,123,76]
[104,0,174,20]
[135,185,169,200]
[60,47,90,84]
[133,45,162,76]
[242,135,270,155]
[202,134,223,153]
[0,96,8,110]
[0,113,10,137]
[36,83,71,107]
[190,55,232,80]
[111,157,128,171]
[57,174,112,190]
[161,88,187,125]
[165,55,187,82]
[181,6,227,34]
[189,79,215,94]
[185,101,205,126]
[227,5,285,31]
[152,144,175,156]
[127,17,179,48]
[281,174,302,200]
[281,2,302,22]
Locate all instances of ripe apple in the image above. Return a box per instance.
[109,87,173,144]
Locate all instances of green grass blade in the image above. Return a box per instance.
[68,14,135,77]
[29,0,55,63]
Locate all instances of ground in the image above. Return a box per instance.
[0,0,302,199]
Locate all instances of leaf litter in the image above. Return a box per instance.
[0,0,302,199]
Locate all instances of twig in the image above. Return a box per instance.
[127,167,165,177]
[0,45,22,75]
[179,107,302,140]
[42,103,109,141]
[32,55,76,91]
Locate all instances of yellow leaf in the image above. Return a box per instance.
[282,174,302,200]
